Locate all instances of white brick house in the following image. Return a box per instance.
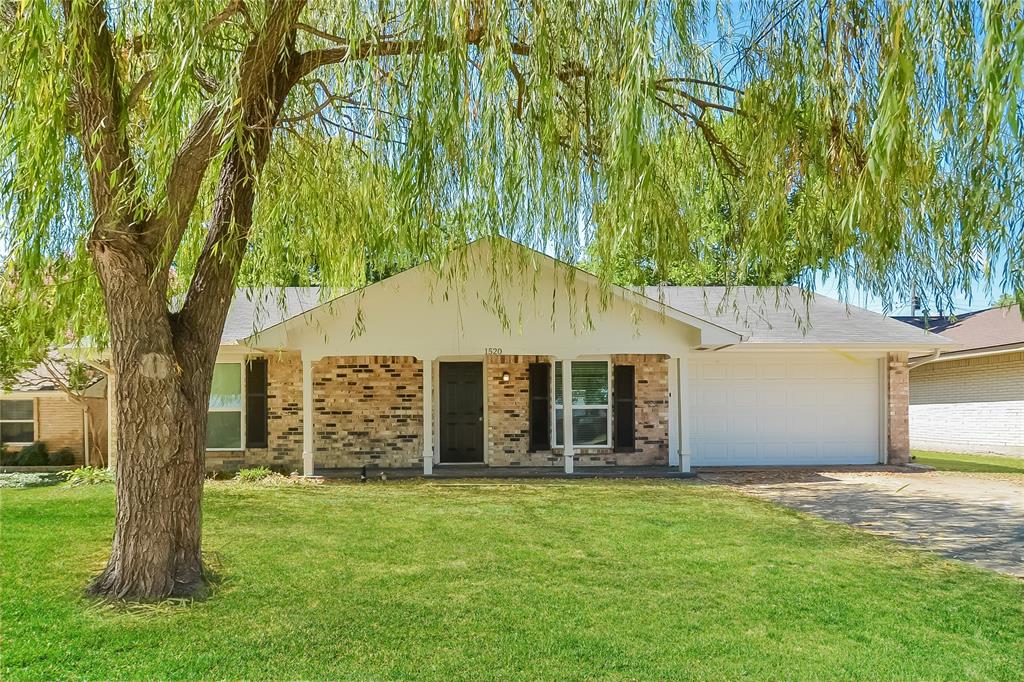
[897,306,1024,456]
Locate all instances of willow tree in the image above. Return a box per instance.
[2,0,1021,599]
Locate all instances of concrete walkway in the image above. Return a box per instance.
[703,470,1024,577]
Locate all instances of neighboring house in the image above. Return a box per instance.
[895,305,1024,456]
[0,358,108,465]
[4,238,953,473]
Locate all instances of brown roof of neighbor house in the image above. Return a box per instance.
[6,355,106,393]
[893,304,1024,355]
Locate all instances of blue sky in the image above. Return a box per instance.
[814,269,1014,316]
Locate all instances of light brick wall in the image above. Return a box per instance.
[609,354,670,466]
[909,351,1024,455]
[205,352,670,472]
[484,354,669,467]
[4,396,88,464]
[485,355,560,466]
[887,352,910,465]
[313,356,423,468]
[208,352,305,473]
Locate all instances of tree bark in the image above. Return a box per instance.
[84,48,298,602]
[86,241,211,600]
[70,0,304,601]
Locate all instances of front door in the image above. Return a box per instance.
[439,362,484,463]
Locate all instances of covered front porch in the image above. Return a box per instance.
[231,240,741,475]
[291,352,698,477]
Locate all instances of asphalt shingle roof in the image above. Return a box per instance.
[644,286,953,346]
[226,284,950,348]
[9,355,105,392]
[893,304,1023,353]
[221,288,322,344]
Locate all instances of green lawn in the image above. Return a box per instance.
[3,481,1023,681]
[912,449,1024,473]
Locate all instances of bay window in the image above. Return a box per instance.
[207,363,243,449]
[553,360,611,447]
[0,399,35,445]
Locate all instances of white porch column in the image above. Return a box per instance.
[302,357,314,476]
[422,358,433,475]
[677,355,692,473]
[668,359,679,467]
[561,359,574,474]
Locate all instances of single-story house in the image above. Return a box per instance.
[895,304,1024,456]
[1,238,954,473]
[0,358,108,466]
[199,238,950,474]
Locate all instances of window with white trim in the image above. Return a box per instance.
[553,360,611,447]
[0,399,35,445]
[207,363,243,449]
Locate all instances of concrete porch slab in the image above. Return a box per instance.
[316,465,697,480]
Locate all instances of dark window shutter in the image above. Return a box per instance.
[614,365,636,451]
[528,363,551,451]
[245,358,269,448]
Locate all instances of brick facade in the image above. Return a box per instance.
[886,352,910,465]
[484,354,669,467]
[608,354,670,466]
[313,356,423,468]
[909,351,1024,455]
[209,352,305,473]
[485,355,560,466]
[9,395,112,468]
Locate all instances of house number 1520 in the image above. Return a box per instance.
[485,347,503,356]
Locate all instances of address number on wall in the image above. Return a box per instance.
[485,347,503,356]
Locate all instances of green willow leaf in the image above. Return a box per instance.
[0,0,1022,377]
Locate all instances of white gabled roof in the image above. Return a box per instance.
[238,239,744,348]
[214,240,951,352]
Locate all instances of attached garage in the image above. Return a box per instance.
[689,352,883,466]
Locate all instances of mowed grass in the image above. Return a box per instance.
[3,481,1023,681]
[913,449,1024,473]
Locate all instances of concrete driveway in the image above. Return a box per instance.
[701,469,1024,577]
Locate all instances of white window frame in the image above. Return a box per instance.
[551,359,613,449]
[207,362,246,451]
[0,398,36,446]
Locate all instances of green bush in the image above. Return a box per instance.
[16,442,49,466]
[0,446,18,466]
[59,466,113,487]
[234,466,274,483]
[49,447,76,466]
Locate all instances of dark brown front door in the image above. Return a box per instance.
[439,362,484,463]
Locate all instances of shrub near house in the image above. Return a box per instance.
[0,442,76,467]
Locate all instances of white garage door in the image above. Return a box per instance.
[690,353,881,466]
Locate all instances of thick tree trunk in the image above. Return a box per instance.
[86,243,212,600]
[66,1,303,602]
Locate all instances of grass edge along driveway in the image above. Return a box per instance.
[912,449,1024,473]
[3,480,1023,681]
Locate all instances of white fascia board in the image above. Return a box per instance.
[926,344,1024,363]
[704,342,955,353]
[626,297,744,345]
[0,390,68,398]
[216,344,261,359]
